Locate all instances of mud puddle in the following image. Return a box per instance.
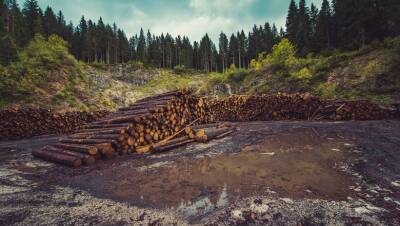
[66,128,358,219]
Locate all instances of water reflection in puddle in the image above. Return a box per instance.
[71,128,358,218]
[176,184,228,217]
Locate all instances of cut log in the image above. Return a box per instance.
[82,123,130,130]
[59,138,115,145]
[53,143,98,155]
[153,139,194,153]
[32,149,82,167]
[45,146,96,165]
[195,127,232,142]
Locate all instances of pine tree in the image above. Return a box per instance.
[296,0,311,55]
[264,22,274,53]
[309,3,319,51]
[43,6,57,37]
[218,32,228,72]
[0,0,6,34]
[22,0,42,44]
[136,28,146,63]
[228,34,238,67]
[56,10,66,37]
[285,0,298,44]
[315,0,333,51]
[77,16,88,61]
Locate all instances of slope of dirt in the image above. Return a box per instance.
[1,120,399,225]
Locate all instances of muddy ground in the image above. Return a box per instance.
[0,120,399,225]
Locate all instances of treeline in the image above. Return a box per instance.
[286,0,400,55]
[1,0,399,71]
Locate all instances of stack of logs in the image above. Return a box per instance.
[205,93,398,122]
[31,91,399,167]
[33,90,235,167]
[0,107,106,141]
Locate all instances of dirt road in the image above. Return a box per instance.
[0,120,399,225]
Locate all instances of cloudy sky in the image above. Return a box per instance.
[30,0,323,42]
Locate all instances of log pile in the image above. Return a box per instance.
[32,90,224,167]
[31,91,398,167]
[205,93,399,122]
[0,107,106,141]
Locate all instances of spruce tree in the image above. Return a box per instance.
[22,0,43,43]
[315,0,332,51]
[136,28,146,63]
[43,6,57,37]
[218,32,228,72]
[296,0,311,55]
[0,0,6,34]
[285,0,298,44]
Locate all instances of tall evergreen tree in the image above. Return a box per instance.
[136,28,146,63]
[218,32,228,72]
[315,0,332,51]
[285,0,298,44]
[0,0,6,34]
[296,0,311,55]
[43,6,57,37]
[22,0,42,43]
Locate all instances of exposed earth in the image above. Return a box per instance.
[0,120,399,225]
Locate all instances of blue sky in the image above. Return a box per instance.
[28,0,323,42]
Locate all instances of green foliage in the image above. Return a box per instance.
[0,34,79,102]
[173,65,194,75]
[315,82,338,98]
[269,39,297,68]
[127,60,145,69]
[208,64,249,85]
[361,59,387,78]
[90,62,109,70]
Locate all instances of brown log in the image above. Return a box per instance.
[70,134,120,140]
[195,127,232,142]
[45,146,96,165]
[152,139,195,153]
[53,143,98,155]
[59,138,115,145]
[32,149,82,167]
[136,145,152,154]
[82,123,130,130]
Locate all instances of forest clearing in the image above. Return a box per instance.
[1,0,400,225]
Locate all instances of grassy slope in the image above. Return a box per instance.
[1,36,399,111]
[204,38,400,104]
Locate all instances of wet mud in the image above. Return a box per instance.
[1,120,400,225]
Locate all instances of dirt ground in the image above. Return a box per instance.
[0,120,399,225]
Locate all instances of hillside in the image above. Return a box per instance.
[206,37,400,104]
[1,35,399,111]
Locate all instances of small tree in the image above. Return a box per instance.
[269,38,297,68]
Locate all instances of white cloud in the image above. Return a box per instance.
[189,0,256,15]
[152,15,239,42]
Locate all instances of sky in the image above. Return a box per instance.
[27,0,323,42]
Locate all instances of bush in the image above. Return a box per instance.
[127,60,144,69]
[269,38,297,68]
[0,34,79,100]
[173,65,188,74]
[315,82,338,98]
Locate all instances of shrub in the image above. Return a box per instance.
[269,38,297,68]
[316,82,338,98]
[0,34,79,100]
[127,60,144,69]
[173,65,189,75]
